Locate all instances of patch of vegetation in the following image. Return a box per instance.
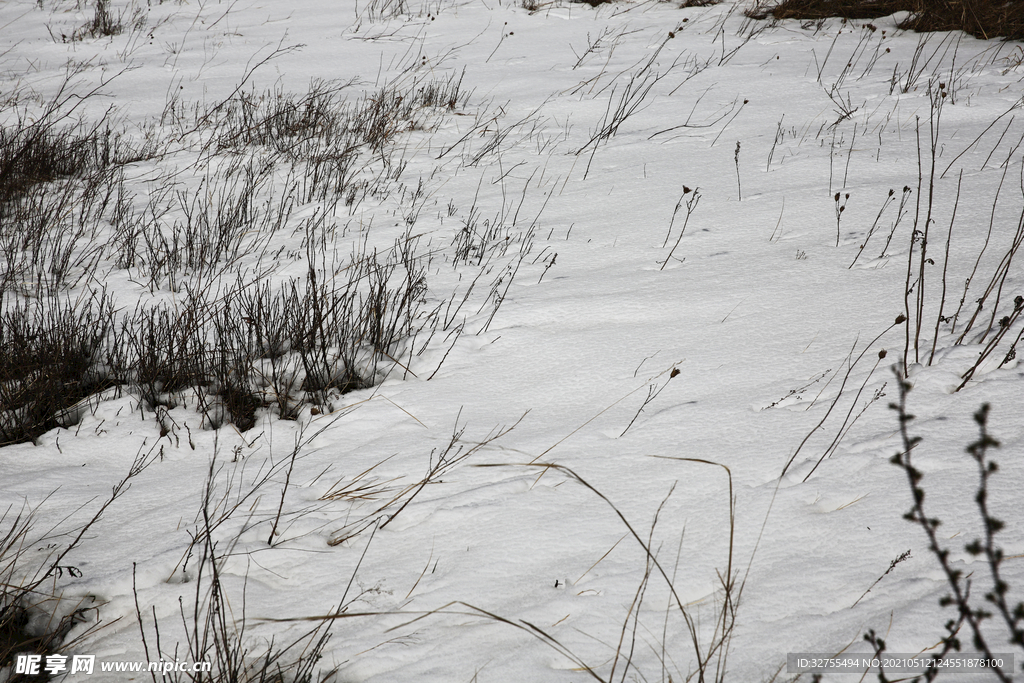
[0,293,120,447]
[749,0,1024,41]
[0,63,527,445]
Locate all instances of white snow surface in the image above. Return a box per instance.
[2,0,1023,681]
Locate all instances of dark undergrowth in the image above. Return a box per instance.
[0,252,427,445]
[749,0,1024,41]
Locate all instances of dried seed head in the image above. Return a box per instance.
[895,314,907,324]
[834,192,841,201]
[878,349,887,359]
[670,368,680,378]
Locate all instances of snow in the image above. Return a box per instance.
[1,0,1023,680]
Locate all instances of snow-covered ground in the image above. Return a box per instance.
[2,0,1023,680]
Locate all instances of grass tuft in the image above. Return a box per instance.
[0,292,120,447]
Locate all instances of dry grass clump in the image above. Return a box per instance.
[76,0,125,41]
[0,293,120,447]
[0,123,121,205]
[750,0,1024,40]
[0,251,427,444]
